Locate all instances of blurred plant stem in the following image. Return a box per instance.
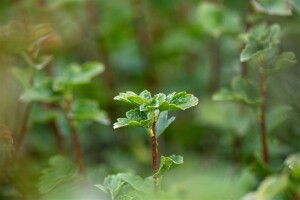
[258,55,269,164]
[64,95,86,178]
[15,103,31,153]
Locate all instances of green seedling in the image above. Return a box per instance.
[113,90,198,189]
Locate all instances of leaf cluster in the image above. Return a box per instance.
[95,155,184,200]
[113,90,198,136]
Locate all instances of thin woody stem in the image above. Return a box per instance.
[64,95,85,177]
[151,119,158,190]
[258,56,269,164]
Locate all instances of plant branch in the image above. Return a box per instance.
[258,56,269,164]
[15,102,32,153]
[64,95,85,177]
[151,119,158,190]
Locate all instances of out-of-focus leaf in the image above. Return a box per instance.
[156,111,175,137]
[11,67,34,89]
[291,0,300,13]
[285,153,300,180]
[117,173,154,193]
[257,175,288,199]
[213,77,261,105]
[21,75,62,103]
[250,155,273,179]
[53,62,104,92]
[95,175,124,199]
[197,2,241,37]
[251,0,292,16]
[34,55,53,70]
[71,99,110,125]
[266,52,297,74]
[113,109,153,129]
[30,106,61,124]
[241,23,280,62]
[39,155,77,194]
[267,105,292,134]
[242,175,288,200]
[156,155,184,178]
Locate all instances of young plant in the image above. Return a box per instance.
[113,90,198,188]
[213,23,296,164]
[21,62,110,177]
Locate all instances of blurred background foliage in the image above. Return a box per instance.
[1,0,300,199]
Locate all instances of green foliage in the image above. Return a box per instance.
[251,0,293,16]
[95,155,183,200]
[156,155,184,178]
[71,99,110,125]
[114,90,198,136]
[95,175,124,200]
[197,2,241,37]
[53,62,104,92]
[240,23,280,62]
[213,77,261,105]
[39,155,77,194]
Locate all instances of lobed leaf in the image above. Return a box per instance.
[53,62,104,92]
[113,109,153,129]
[117,173,154,193]
[39,155,77,194]
[156,111,175,137]
[241,23,280,62]
[159,92,198,111]
[213,77,261,105]
[95,175,124,199]
[265,51,297,74]
[71,99,110,125]
[114,91,149,106]
[20,75,62,103]
[285,153,300,180]
[156,155,184,178]
[251,0,292,16]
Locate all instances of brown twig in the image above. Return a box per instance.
[15,103,32,153]
[258,56,269,164]
[151,119,158,190]
[64,95,85,177]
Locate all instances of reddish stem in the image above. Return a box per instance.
[64,96,85,177]
[258,57,269,164]
[151,120,158,190]
[15,103,32,153]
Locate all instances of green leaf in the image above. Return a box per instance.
[156,155,184,178]
[117,173,154,193]
[114,90,150,106]
[21,75,62,103]
[291,0,300,13]
[11,67,34,89]
[159,92,198,111]
[113,109,153,129]
[156,111,175,137]
[213,77,261,105]
[241,23,281,62]
[53,62,104,92]
[266,51,297,74]
[251,0,292,16]
[285,153,300,180]
[197,2,241,37]
[71,99,110,125]
[267,105,292,134]
[39,155,77,194]
[255,175,288,199]
[95,175,124,199]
